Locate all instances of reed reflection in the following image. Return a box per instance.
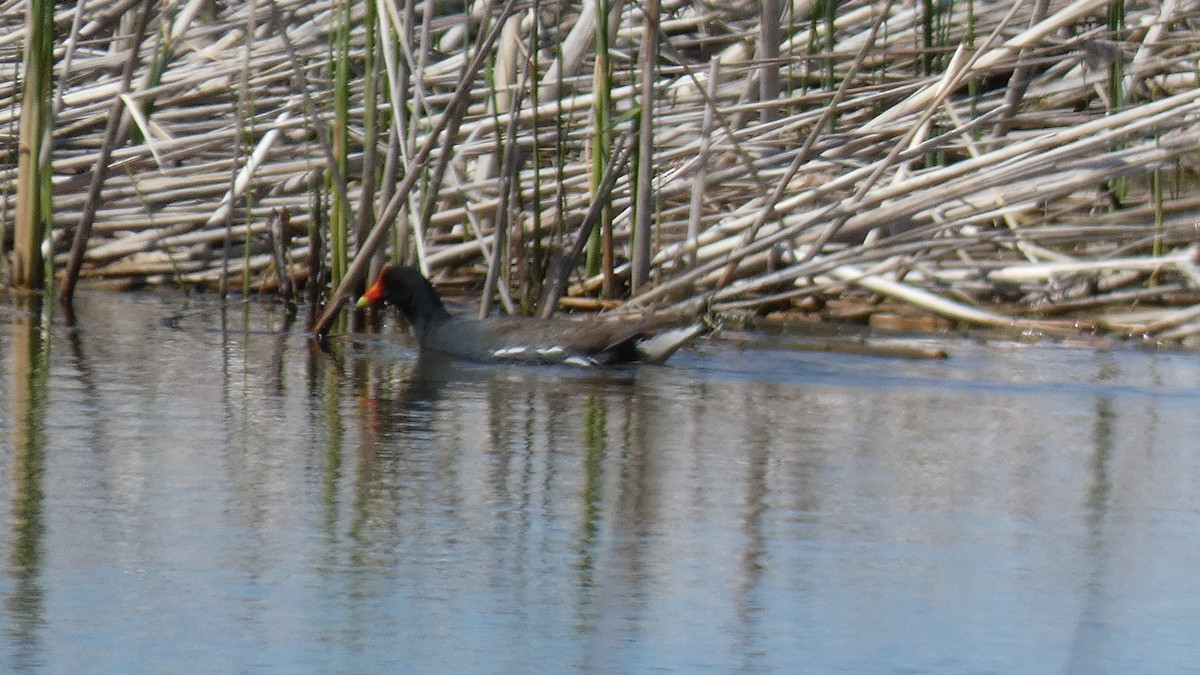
[5,299,50,668]
[346,352,770,644]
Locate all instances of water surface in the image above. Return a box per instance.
[2,290,1199,673]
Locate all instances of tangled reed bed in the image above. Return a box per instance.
[2,0,1200,343]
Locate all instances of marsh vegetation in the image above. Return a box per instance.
[2,0,1199,342]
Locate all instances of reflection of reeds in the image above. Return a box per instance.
[8,297,50,632]
[4,1,1200,340]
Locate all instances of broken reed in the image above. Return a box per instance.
[5,0,1200,341]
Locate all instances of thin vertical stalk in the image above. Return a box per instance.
[526,2,546,308]
[480,73,528,319]
[631,0,659,292]
[377,0,415,270]
[758,0,781,125]
[475,11,522,308]
[1106,0,1126,105]
[554,28,568,268]
[785,0,795,98]
[228,0,258,299]
[306,178,326,332]
[329,0,353,294]
[12,0,55,289]
[269,208,295,308]
[1151,163,1163,258]
[241,188,254,297]
[586,0,613,292]
[402,0,438,266]
[1107,0,1127,204]
[539,135,633,318]
[351,0,381,330]
[966,0,979,129]
[920,0,935,75]
[357,0,381,259]
[271,0,352,327]
[821,0,836,92]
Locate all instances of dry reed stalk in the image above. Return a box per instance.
[309,0,522,337]
[3,0,1199,343]
[57,0,155,304]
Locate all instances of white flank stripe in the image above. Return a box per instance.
[492,346,529,357]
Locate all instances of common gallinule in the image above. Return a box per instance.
[356,265,704,365]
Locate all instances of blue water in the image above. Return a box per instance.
[2,290,1199,673]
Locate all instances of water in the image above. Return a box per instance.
[2,290,1199,673]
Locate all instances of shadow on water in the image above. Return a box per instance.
[1,289,1200,672]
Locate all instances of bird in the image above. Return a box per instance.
[356,265,705,366]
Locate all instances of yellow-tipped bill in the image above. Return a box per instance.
[356,266,390,308]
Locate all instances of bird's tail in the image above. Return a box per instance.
[635,323,706,364]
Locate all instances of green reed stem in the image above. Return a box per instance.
[586,0,613,287]
[554,36,568,262]
[329,0,352,291]
[356,0,380,252]
[242,189,254,297]
[12,0,54,289]
[632,0,659,292]
[10,298,50,572]
[812,0,837,118]
[920,0,935,75]
[1152,163,1164,258]
[306,179,326,332]
[527,0,545,306]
